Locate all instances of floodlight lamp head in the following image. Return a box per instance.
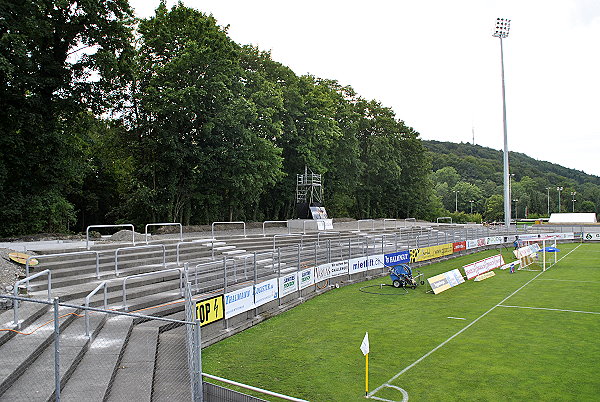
[493,17,511,38]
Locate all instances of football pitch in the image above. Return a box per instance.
[202,242,600,401]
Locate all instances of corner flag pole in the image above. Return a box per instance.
[360,332,370,396]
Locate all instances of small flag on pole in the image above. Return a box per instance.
[360,332,369,355]
[361,332,369,396]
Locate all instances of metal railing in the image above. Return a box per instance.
[202,373,309,401]
[436,216,453,224]
[383,219,397,230]
[145,222,183,243]
[273,234,303,252]
[262,220,291,236]
[26,250,101,282]
[357,219,375,232]
[121,268,184,311]
[86,224,135,250]
[212,221,246,239]
[317,231,341,248]
[84,281,108,337]
[13,269,52,328]
[176,239,216,266]
[114,244,167,276]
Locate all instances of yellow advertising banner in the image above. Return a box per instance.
[410,243,453,263]
[195,295,225,327]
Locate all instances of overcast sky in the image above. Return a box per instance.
[130,0,600,177]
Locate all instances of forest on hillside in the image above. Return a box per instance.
[1,1,598,237]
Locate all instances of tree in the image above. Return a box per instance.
[0,0,134,235]
[128,3,283,224]
[484,195,504,222]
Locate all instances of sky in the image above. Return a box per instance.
[130,0,600,177]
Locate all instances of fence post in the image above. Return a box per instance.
[53,297,61,402]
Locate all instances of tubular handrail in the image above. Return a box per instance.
[262,220,291,236]
[202,373,308,402]
[383,219,397,230]
[26,251,101,283]
[436,216,453,224]
[273,234,303,252]
[357,219,375,232]
[211,221,246,239]
[121,268,183,311]
[317,231,341,248]
[405,217,416,227]
[84,281,108,337]
[176,239,215,266]
[86,224,135,250]
[114,244,166,277]
[13,269,51,328]
[145,222,183,244]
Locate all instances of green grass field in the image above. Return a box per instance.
[202,242,600,401]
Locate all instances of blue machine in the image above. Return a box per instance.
[389,264,424,289]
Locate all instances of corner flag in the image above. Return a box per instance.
[360,332,369,355]
[360,332,369,395]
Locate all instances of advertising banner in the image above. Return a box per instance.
[349,254,384,274]
[466,239,479,250]
[254,278,278,308]
[584,232,600,241]
[453,241,466,253]
[384,250,410,266]
[514,243,541,259]
[477,238,486,247]
[410,243,453,263]
[330,260,349,277]
[279,272,298,297]
[195,295,225,326]
[519,232,575,241]
[299,267,315,289]
[427,269,465,295]
[463,254,505,280]
[486,236,504,245]
[224,285,255,319]
[314,263,331,282]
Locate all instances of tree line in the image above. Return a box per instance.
[1,1,597,237]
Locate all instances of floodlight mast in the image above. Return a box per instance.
[493,17,511,228]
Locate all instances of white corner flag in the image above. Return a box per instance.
[360,332,369,356]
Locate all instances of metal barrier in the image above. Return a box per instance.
[176,239,215,266]
[273,234,303,252]
[383,219,397,230]
[26,250,101,283]
[436,216,453,224]
[262,220,291,236]
[84,281,108,337]
[212,221,246,239]
[202,373,308,402]
[86,224,135,250]
[357,219,375,232]
[121,268,184,311]
[145,222,183,243]
[114,244,166,276]
[405,217,416,226]
[13,269,52,328]
[317,231,341,248]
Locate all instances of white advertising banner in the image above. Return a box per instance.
[299,267,315,289]
[254,278,278,308]
[279,272,298,297]
[584,232,600,241]
[519,232,574,241]
[466,239,479,250]
[314,263,331,282]
[330,260,349,277]
[463,254,505,280]
[485,236,504,245]
[349,254,384,275]
[224,285,255,319]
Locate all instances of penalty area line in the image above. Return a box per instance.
[498,304,600,315]
[367,243,582,399]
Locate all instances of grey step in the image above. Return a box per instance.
[214,246,236,251]
[151,328,191,401]
[222,249,246,255]
[106,325,159,401]
[203,242,225,248]
[59,315,134,402]
[0,309,106,401]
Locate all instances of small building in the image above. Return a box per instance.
[548,213,597,224]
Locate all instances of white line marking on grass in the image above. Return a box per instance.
[368,385,408,402]
[447,316,466,320]
[367,243,582,399]
[498,304,600,315]
[537,279,600,284]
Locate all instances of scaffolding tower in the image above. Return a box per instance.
[296,166,323,205]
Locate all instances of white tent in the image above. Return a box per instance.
[548,213,597,224]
